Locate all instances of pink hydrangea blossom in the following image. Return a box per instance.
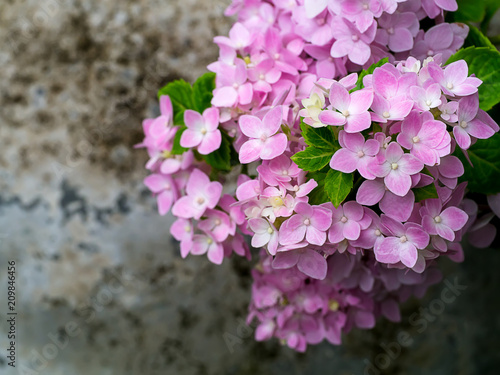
[238,106,288,163]
[318,82,373,133]
[172,169,223,220]
[330,130,379,179]
[375,216,430,267]
[279,202,332,246]
[181,107,221,154]
[420,199,468,242]
[372,142,424,196]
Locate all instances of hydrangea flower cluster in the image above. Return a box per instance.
[248,249,442,351]
[138,0,500,351]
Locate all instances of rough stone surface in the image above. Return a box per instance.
[0,1,499,374]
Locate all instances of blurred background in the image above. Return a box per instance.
[1,1,500,374]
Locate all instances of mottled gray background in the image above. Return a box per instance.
[0,1,499,374]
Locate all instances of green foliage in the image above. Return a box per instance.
[171,125,188,155]
[453,0,500,30]
[293,121,339,172]
[158,79,194,120]
[353,58,389,91]
[447,47,500,111]
[193,73,216,113]
[324,169,354,208]
[413,183,439,202]
[307,171,330,206]
[292,147,335,172]
[456,132,500,195]
[300,121,338,149]
[464,25,497,50]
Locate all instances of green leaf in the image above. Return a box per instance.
[158,79,194,116]
[171,126,188,155]
[307,172,330,205]
[447,46,500,111]
[413,183,439,202]
[353,58,389,91]
[202,133,231,171]
[174,111,185,126]
[292,147,334,172]
[300,121,338,149]
[192,72,216,113]
[454,0,486,23]
[456,132,500,195]
[464,25,496,50]
[325,169,353,208]
[482,0,500,32]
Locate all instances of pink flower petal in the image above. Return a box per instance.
[343,220,361,241]
[239,115,265,138]
[330,148,358,173]
[305,226,327,246]
[345,112,372,133]
[349,89,374,114]
[239,139,264,163]
[272,250,300,269]
[329,82,351,112]
[385,170,412,196]
[197,130,222,155]
[260,133,288,160]
[356,179,385,205]
[297,250,327,280]
[318,110,346,125]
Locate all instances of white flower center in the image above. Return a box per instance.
[282,170,288,176]
[412,136,420,143]
[267,227,274,234]
[387,27,394,35]
[197,197,205,205]
[427,50,434,56]
[434,216,442,223]
[260,134,268,142]
[383,111,390,118]
[184,226,191,233]
[340,216,348,223]
[446,82,454,89]
[351,35,359,42]
[200,127,207,135]
[357,150,365,158]
[215,218,222,225]
[391,163,399,170]
[207,237,213,245]
[342,110,350,117]
[164,183,171,190]
[259,74,265,80]
[375,229,381,236]
[303,218,311,226]
[233,83,239,89]
[460,121,467,129]
[400,235,408,243]
[270,196,284,207]
[426,100,432,106]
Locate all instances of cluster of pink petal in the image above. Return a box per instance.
[209,0,467,115]
[248,249,441,351]
[136,0,500,352]
[137,96,251,265]
[299,57,499,271]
